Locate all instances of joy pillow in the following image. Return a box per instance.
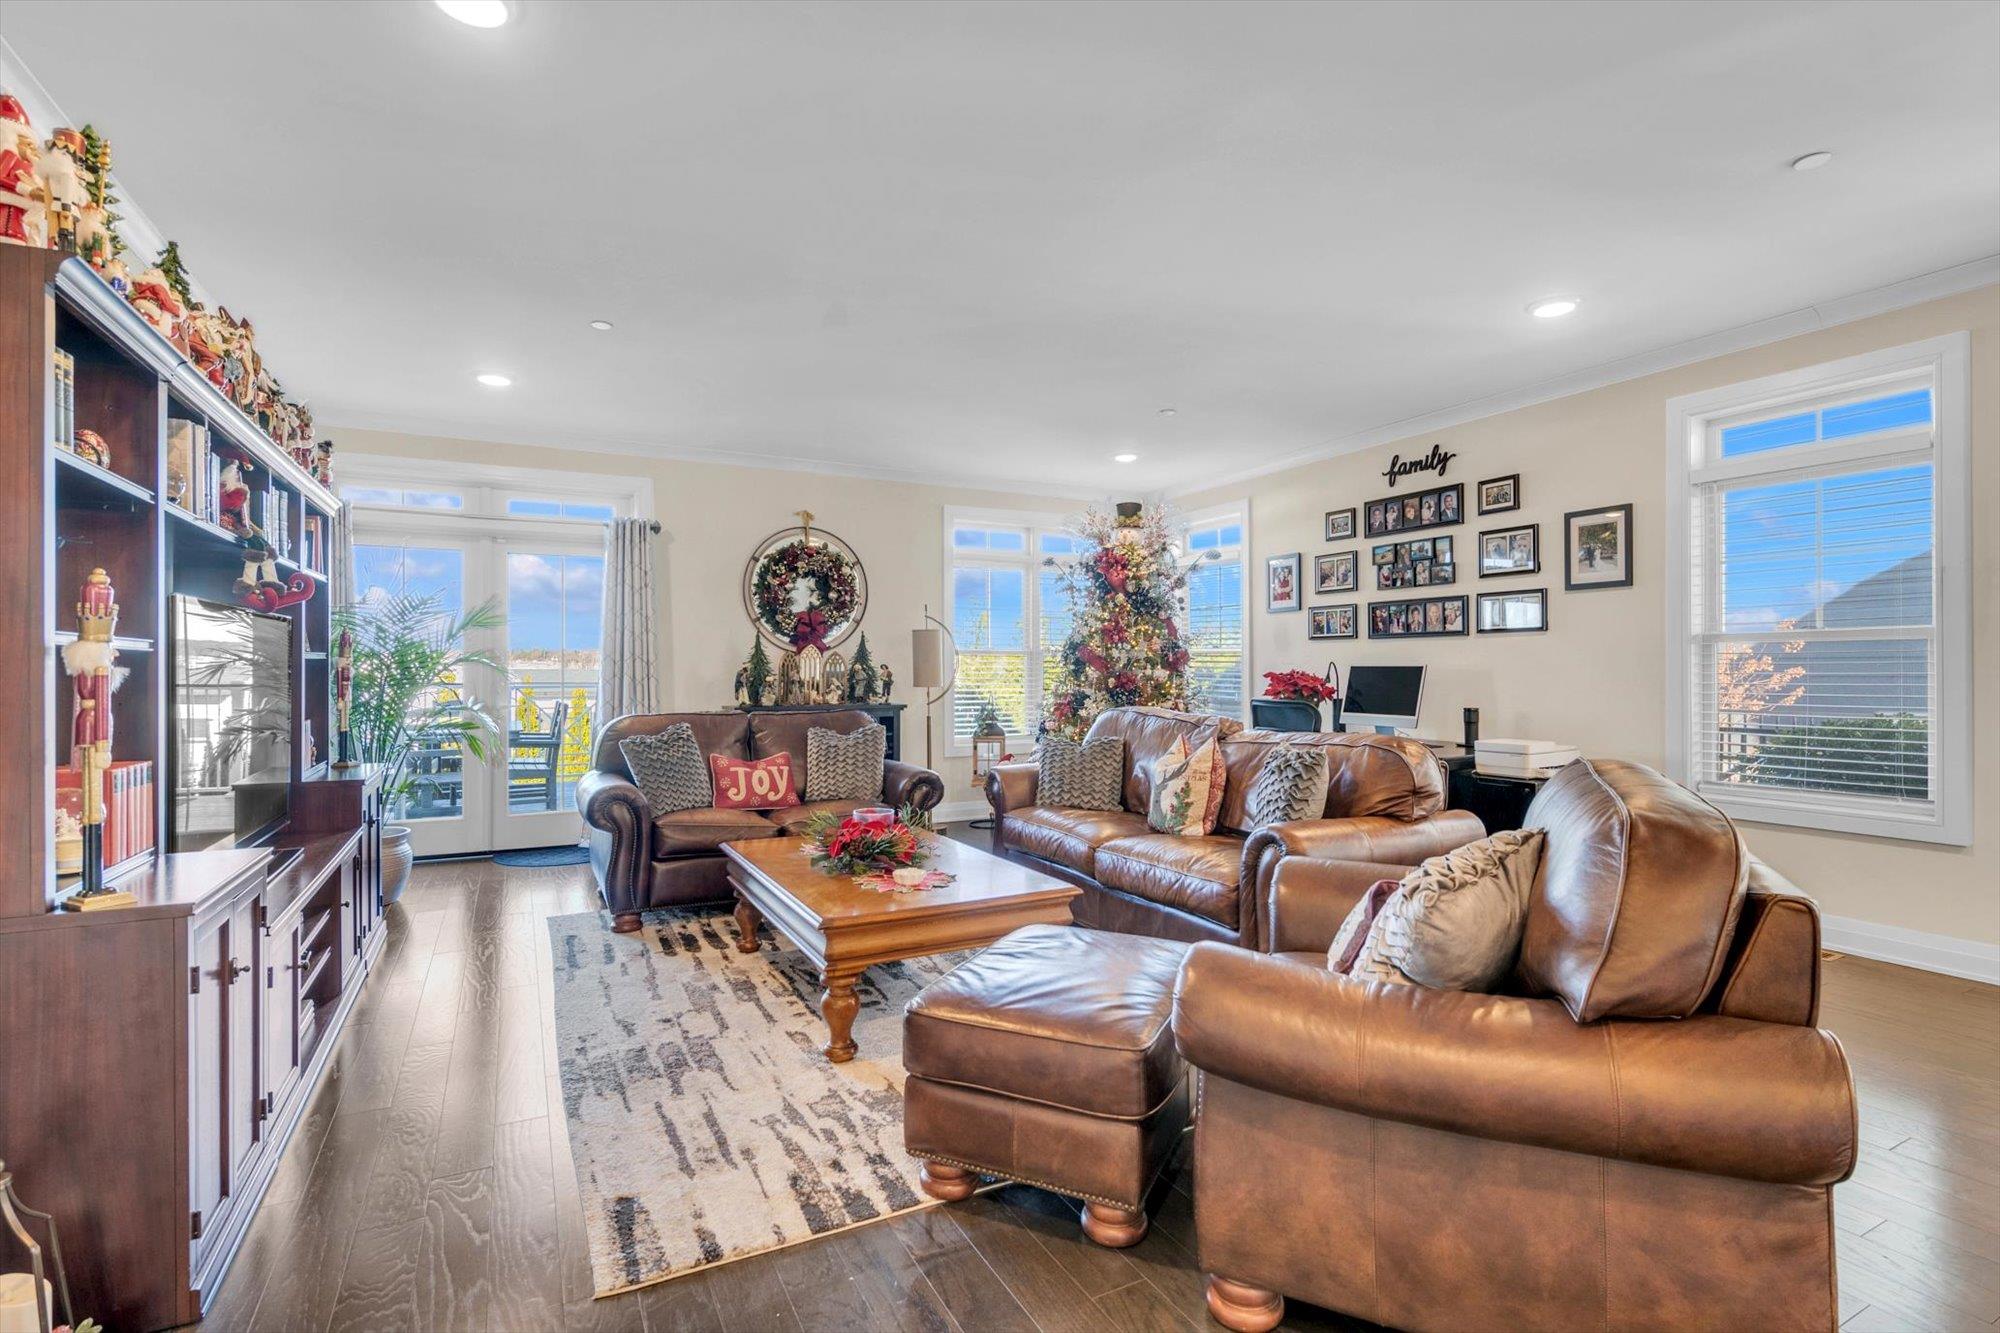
[709,753,799,810]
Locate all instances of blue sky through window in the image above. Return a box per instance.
[1720,464,1932,631]
[1721,388,1930,459]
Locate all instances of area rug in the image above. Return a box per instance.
[493,844,590,867]
[546,907,959,1297]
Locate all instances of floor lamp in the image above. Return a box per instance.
[910,603,956,782]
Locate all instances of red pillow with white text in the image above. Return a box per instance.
[708,753,800,810]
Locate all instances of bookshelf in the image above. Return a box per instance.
[0,246,385,1330]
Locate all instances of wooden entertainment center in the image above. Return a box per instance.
[0,248,385,1330]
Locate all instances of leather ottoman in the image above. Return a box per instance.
[902,924,1193,1246]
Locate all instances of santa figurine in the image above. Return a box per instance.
[0,94,48,248]
[128,263,188,350]
[216,457,252,534]
[189,309,227,390]
[311,436,333,486]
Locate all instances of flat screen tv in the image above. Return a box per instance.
[168,595,293,852]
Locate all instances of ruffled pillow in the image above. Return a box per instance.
[1327,829,1546,992]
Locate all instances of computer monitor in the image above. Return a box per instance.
[1341,665,1426,734]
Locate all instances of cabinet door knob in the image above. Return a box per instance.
[229,958,252,980]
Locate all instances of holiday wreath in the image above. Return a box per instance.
[746,536,863,650]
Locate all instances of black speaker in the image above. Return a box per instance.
[1463,707,1480,750]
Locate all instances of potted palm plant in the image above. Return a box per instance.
[333,592,505,903]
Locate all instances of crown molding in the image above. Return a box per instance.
[317,409,1106,503]
[1165,254,2000,498]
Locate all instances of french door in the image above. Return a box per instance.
[352,519,606,857]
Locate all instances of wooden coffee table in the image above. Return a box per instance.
[720,833,1079,1062]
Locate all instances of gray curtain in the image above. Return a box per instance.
[599,517,661,723]
[331,500,356,611]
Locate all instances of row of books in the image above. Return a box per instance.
[258,484,294,560]
[56,760,156,871]
[52,348,76,450]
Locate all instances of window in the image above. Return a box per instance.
[340,484,464,510]
[945,512,1077,746]
[505,496,618,521]
[1667,333,1970,845]
[1183,510,1248,722]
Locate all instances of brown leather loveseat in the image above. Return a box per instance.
[985,706,1486,946]
[578,708,944,932]
[1174,758,1858,1333]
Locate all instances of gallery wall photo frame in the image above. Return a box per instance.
[1477,523,1540,578]
[1365,482,1463,537]
[1314,550,1358,594]
[1372,534,1455,590]
[1309,603,1359,639]
[1367,594,1468,638]
[1563,503,1634,590]
[1477,474,1521,515]
[1477,587,1549,633]
[1324,507,1357,542]
[1267,552,1304,611]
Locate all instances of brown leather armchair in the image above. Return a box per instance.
[986,708,1485,947]
[579,708,944,932]
[1173,759,1857,1333]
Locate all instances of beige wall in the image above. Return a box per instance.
[1180,285,2000,956]
[325,426,1088,808]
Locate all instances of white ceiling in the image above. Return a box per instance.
[5,1,1996,494]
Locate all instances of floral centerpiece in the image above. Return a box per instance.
[802,806,929,877]
[1262,669,1338,703]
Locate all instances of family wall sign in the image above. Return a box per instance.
[1381,442,1456,487]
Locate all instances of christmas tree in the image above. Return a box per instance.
[155,240,194,304]
[742,637,772,705]
[79,124,124,257]
[1040,503,1194,741]
[846,632,878,702]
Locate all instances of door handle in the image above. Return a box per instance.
[229,958,252,980]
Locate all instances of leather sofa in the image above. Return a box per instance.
[984,706,1486,947]
[1173,758,1857,1333]
[577,708,945,932]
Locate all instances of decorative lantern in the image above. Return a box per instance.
[0,1158,74,1333]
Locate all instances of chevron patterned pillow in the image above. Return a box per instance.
[1038,735,1124,811]
[805,723,887,802]
[619,724,712,815]
[1245,742,1332,830]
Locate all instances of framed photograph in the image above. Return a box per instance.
[1267,552,1303,611]
[1408,538,1433,561]
[1372,543,1396,566]
[1314,550,1357,594]
[1324,508,1357,542]
[1365,595,1468,638]
[1309,603,1358,640]
[1477,588,1548,633]
[1564,504,1634,590]
[1366,483,1465,536]
[1478,474,1521,515]
[1478,523,1540,578]
[1373,536,1457,590]
[1414,563,1431,587]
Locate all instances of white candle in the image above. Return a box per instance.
[0,1273,50,1333]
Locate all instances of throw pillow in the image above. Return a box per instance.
[1245,743,1332,830]
[1328,879,1403,976]
[619,724,712,815]
[805,724,887,802]
[1328,829,1547,991]
[1146,735,1226,836]
[709,752,800,810]
[1038,735,1124,811]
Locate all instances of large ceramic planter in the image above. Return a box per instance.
[381,825,414,905]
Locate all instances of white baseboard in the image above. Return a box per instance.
[934,799,991,824]
[1820,914,2000,985]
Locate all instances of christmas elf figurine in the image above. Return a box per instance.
[61,568,133,906]
[333,627,357,768]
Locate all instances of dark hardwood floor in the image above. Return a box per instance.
[187,831,2000,1333]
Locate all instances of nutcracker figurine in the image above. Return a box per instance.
[60,568,135,908]
[333,626,357,768]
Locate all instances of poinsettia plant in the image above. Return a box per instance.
[1262,669,1339,702]
[802,809,930,876]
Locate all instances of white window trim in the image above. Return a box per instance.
[339,453,655,538]
[1664,332,1971,846]
[1179,499,1252,725]
[941,504,1075,756]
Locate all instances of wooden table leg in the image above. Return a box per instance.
[732,895,763,953]
[820,964,862,1063]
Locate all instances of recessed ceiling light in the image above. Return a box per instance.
[589,319,614,331]
[436,0,510,27]
[1113,452,1140,463]
[1157,407,1177,417]
[1791,151,1834,172]
[1527,296,1580,319]
[476,372,512,387]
